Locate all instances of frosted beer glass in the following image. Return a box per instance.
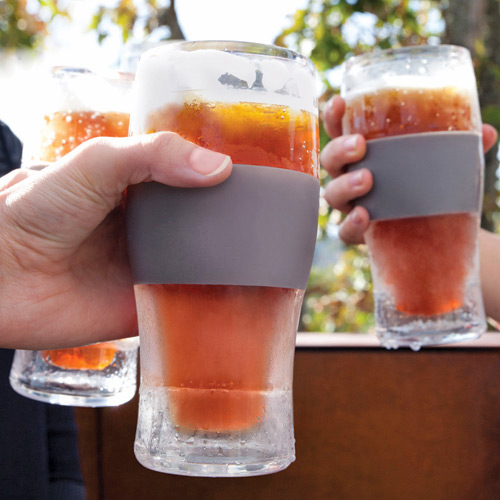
[127,41,319,476]
[9,67,139,407]
[341,45,486,350]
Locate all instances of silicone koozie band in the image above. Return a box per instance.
[347,131,484,221]
[126,164,320,289]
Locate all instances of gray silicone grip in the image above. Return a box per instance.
[347,131,484,220]
[126,164,320,290]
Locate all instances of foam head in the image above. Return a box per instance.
[341,44,478,99]
[130,41,318,133]
[44,67,133,114]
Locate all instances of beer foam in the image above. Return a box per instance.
[342,70,478,101]
[130,44,317,132]
[47,72,132,114]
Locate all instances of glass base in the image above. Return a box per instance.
[9,377,136,407]
[374,282,486,351]
[378,324,483,351]
[134,385,295,477]
[134,444,293,477]
[375,291,486,351]
[9,345,138,407]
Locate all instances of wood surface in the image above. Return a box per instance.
[75,343,500,500]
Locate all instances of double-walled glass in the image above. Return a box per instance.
[341,45,486,350]
[128,41,319,476]
[9,67,140,407]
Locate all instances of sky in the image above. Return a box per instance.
[176,0,308,43]
[0,0,309,140]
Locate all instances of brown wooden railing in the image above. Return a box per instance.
[76,333,500,500]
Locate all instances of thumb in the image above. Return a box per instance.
[3,133,232,246]
[61,131,233,209]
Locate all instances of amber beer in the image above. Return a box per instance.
[38,110,129,162]
[136,100,318,432]
[39,110,130,371]
[344,86,477,316]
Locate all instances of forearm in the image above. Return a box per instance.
[479,228,500,322]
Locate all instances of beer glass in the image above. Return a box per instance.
[127,41,320,476]
[341,45,486,350]
[9,67,140,407]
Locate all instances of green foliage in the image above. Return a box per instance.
[300,244,374,332]
[37,0,66,20]
[1,0,43,49]
[0,0,67,50]
[275,0,442,91]
[88,0,184,44]
[89,0,137,44]
[482,105,500,135]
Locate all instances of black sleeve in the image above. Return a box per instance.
[0,120,22,175]
[0,349,86,500]
[0,348,50,500]
[46,404,86,500]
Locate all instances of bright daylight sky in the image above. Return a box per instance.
[0,0,309,141]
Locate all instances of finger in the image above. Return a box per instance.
[324,168,373,212]
[64,132,233,206]
[337,206,370,245]
[320,134,366,178]
[483,124,498,153]
[322,95,346,139]
[4,133,233,245]
[0,168,38,192]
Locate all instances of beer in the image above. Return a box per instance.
[146,100,318,176]
[344,85,478,316]
[38,110,129,162]
[136,99,318,431]
[42,343,117,371]
[344,86,476,140]
[38,109,130,370]
[137,284,303,431]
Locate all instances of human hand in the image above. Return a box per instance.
[321,95,498,245]
[0,133,232,349]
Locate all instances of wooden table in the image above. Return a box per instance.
[76,333,500,500]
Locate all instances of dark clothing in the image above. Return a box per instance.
[0,121,22,176]
[0,122,85,499]
[0,350,86,500]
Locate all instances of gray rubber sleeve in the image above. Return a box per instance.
[347,131,484,220]
[126,164,320,290]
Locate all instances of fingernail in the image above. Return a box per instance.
[349,208,362,225]
[204,155,232,176]
[190,149,232,176]
[344,135,359,152]
[349,170,363,187]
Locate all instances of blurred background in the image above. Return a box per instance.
[1,0,499,335]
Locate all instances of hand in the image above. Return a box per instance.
[0,133,232,349]
[321,95,498,244]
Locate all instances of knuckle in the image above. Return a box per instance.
[146,131,182,156]
[323,182,346,211]
[80,136,113,152]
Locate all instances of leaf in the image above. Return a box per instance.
[482,105,500,132]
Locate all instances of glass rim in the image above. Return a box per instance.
[50,66,134,83]
[343,44,471,72]
[142,39,316,73]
